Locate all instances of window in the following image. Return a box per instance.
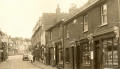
[83,14,88,32]
[73,19,77,24]
[59,25,62,38]
[102,38,118,66]
[66,30,69,38]
[65,48,70,63]
[66,25,69,39]
[101,4,107,25]
[50,31,52,40]
[82,43,91,65]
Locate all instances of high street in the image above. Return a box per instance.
[0,55,40,69]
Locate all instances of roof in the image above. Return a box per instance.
[64,0,100,25]
[46,20,64,31]
[42,12,69,31]
[42,13,70,30]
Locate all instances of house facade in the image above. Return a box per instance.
[31,5,69,64]
[46,21,64,67]
[63,0,120,69]
[32,0,120,69]
[0,31,8,62]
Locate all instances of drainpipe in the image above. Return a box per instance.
[62,20,65,69]
[118,0,120,68]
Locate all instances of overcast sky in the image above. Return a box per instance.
[0,0,88,38]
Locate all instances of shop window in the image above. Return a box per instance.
[102,38,118,66]
[82,43,91,65]
[101,3,107,26]
[65,48,70,63]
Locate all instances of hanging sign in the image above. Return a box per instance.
[0,50,3,52]
[87,33,93,44]
[114,26,119,39]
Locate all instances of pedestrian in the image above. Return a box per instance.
[33,55,35,62]
[29,54,33,63]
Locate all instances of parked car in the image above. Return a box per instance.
[22,54,29,61]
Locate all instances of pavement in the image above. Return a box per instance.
[0,55,41,69]
[33,61,57,69]
[0,55,58,69]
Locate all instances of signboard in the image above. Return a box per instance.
[114,26,119,39]
[91,51,93,60]
[0,50,3,52]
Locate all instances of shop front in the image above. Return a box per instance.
[75,26,119,69]
[94,32,118,69]
[76,38,94,69]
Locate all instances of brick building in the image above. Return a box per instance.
[31,5,69,64]
[46,0,120,69]
[32,0,120,69]
[46,20,64,66]
[62,0,120,69]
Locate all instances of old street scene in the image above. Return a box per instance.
[1,0,120,69]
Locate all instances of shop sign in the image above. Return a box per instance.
[0,50,3,52]
[91,51,93,60]
[114,26,119,39]
[87,33,93,43]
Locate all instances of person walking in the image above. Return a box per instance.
[29,54,33,63]
[33,55,35,63]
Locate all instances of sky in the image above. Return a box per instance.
[0,0,88,38]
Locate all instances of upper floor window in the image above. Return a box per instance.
[50,31,52,40]
[73,19,77,24]
[101,3,107,26]
[59,25,62,38]
[66,30,70,38]
[83,14,88,32]
[65,25,70,39]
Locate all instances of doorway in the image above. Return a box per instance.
[71,47,74,69]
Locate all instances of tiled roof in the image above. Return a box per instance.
[64,0,100,24]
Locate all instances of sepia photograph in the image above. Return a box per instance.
[0,0,120,69]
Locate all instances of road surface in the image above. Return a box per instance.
[0,55,41,69]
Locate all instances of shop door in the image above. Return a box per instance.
[94,41,102,69]
[71,47,75,69]
[76,46,80,69]
[55,45,59,65]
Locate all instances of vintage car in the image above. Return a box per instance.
[22,54,29,61]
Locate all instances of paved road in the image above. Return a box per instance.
[0,55,41,69]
